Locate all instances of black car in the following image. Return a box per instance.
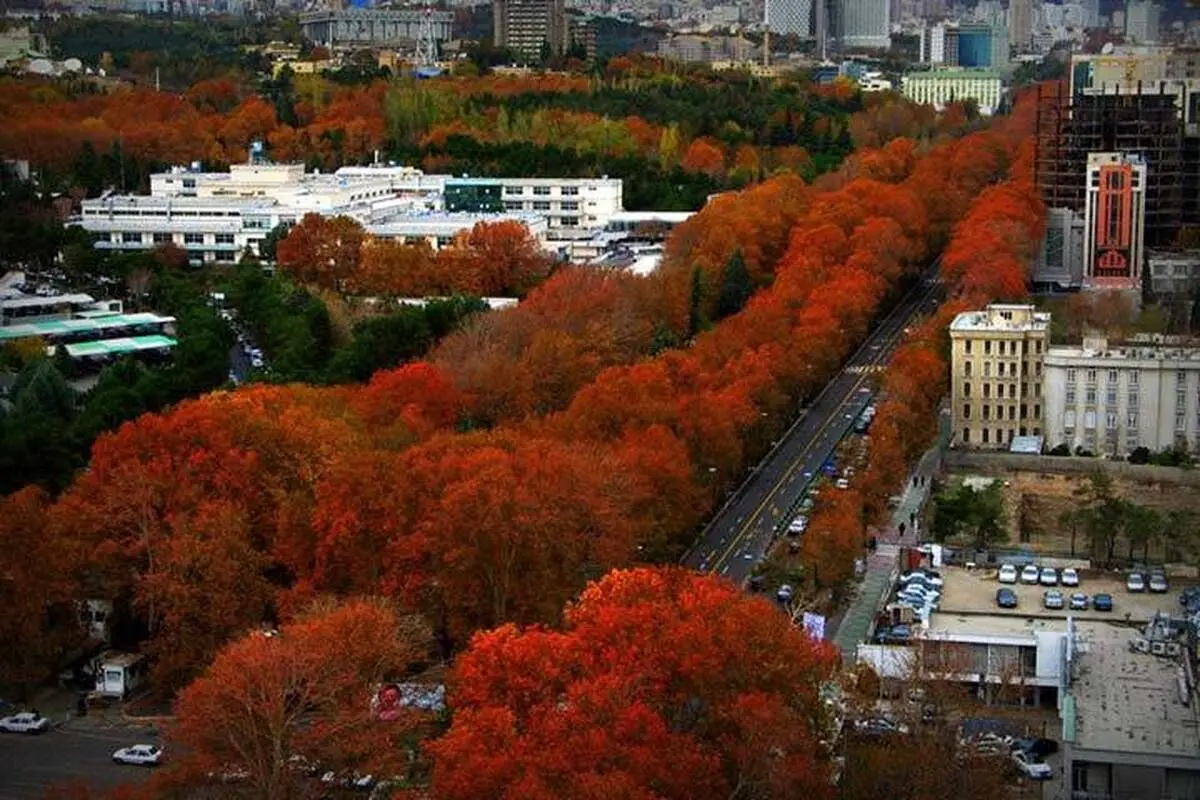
[996,588,1018,609]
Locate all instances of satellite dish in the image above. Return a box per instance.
[63,58,82,72]
[27,58,54,75]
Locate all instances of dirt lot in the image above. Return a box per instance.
[936,565,1187,623]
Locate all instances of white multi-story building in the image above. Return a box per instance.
[76,162,621,264]
[1043,336,1200,455]
[839,0,891,50]
[901,67,1003,115]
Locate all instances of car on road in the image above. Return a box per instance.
[853,717,910,738]
[1149,570,1169,593]
[1011,749,1053,780]
[997,564,1018,584]
[996,588,1018,609]
[1070,592,1089,611]
[1043,590,1065,610]
[787,516,808,536]
[1021,564,1040,584]
[1061,567,1080,587]
[1093,593,1114,612]
[1039,567,1058,586]
[113,744,163,767]
[1126,572,1146,593]
[0,711,50,734]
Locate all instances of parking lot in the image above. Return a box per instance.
[933,566,1186,622]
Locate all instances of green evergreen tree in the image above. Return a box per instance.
[716,249,753,320]
[688,266,707,337]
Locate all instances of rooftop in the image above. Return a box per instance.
[1,293,95,311]
[1069,620,1200,760]
[0,313,175,342]
[63,335,177,358]
[949,303,1051,334]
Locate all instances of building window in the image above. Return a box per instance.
[1086,369,1097,384]
[964,361,972,377]
[504,186,524,195]
[1009,406,1016,421]
[560,201,579,211]
[1034,404,1041,418]
[1177,412,1187,432]
[1065,409,1076,430]
[215,251,234,262]
[963,405,971,419]
[984,341,991,355]
[184,233,203,245]
[122,232,142,243]
[962,428,970,443]
[562,217,579,226]
[1066,387,1076,405]
[982,428,989,444]
[1008,384,1016,399]
[1106,411,1118,429]
[963,383,970,397]
[1108,370,1118,383]
[1128,411,1139,429]
[1179,370,1188,386]
[1129,371,1139,386]
[1022,341,1028,355]
[1128,390,1139,408]
[1106,387,1117,406]
[1085,388,1097,405]
[436,237,454,248]
[153,233,172,244]
[982,405,990,421]
[533,186,551,196]
[965,340,973,354]
[1036,340,1043,354]
[984,362,991,378]
[562,186,579,196]
[1020,404,1028,418]
[1067,368,1076,384]
[532,201,551,211]
[504,202,523,211]
[983,384,991,399]
[215,233,235,245]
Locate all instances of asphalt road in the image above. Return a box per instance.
[0,726,160,799]
[682,272,945,585]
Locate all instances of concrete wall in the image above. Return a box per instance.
[944,451,1200,486]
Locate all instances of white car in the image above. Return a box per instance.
[835,478,850,490]
[1011,749,1053,780]
[1126,572,1146,593]
[998,564,1018,584]
[1039,567,1059,586]
[1060,568,1080,587]
[112,744,163,767]
[900,570,944,588]
[0,712,50,734]
[1021,564,1041,584]
[788,516,808,535]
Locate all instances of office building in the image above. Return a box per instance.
[839,0,890,50]
[1082,152,1147,291]
[1008,0,1033,51]
[919,22,1008,69]
[901,68,1004,115]
[1043,336,1200,455]
[494,0,569,58]
[765,0,813,38]
[1147,251,1200,296]
[298,8,453,48]
[1125,0,1160,45]
[949,304,1050,450]
[1032,207,1086,291]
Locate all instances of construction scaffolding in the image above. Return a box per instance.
[1034,80,1190,250]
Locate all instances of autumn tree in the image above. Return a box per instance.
[276,213,365,291]
[0,487,84,697]
[168,599,432,799]
[430,567,839,800]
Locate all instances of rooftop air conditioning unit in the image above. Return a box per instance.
[1152,641,1168,657]
[1167,642,1183,657]
[1134,639,1151,654]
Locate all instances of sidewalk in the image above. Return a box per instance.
[829,410,948,662]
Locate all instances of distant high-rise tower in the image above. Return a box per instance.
[494,0,568,58]
[838,0,890,50]
[1008,0,1032,50]
[1125,1,1160,44]
[765,0,813,37]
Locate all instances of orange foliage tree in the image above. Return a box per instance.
[429,567,839,800]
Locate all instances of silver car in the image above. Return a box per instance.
[1039,567,1058,586]
[1127,572,1146,593]
[1021,564,1040,584]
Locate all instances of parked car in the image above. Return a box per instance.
[1039,567,1059,586]
[1070,592,1089,611]
[998,564,1018,584]
[1126,572,1146,593]
[1020,564,1041,584]
[787,517,808,536]
[0,712,50,734]
[853,717,911,738]
[776,584,794,603]
[996,588,1018,609]
[900,570,944,588]
[1093,593,1114,612]
[1043,590,1065,610]
[112,744,163,767]
[1011,749,1053,780]
[835,478,850,490]
[1181,587,1200,611]
[1060,567,1080,587]
[874,625,913,645]
[321,771,376,791]
[1011,738,1060,759]
[1149,571,1169,593]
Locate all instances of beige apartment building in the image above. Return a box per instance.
[949,304,1051,449]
